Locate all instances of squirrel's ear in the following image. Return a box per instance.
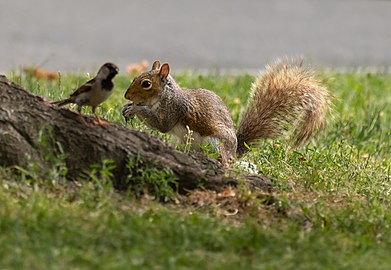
[159,63,170,79]
[151,60,161,71]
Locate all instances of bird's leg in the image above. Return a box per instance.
[92,107,109,126]
[77,106,92,128]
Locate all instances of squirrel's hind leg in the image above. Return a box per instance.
[205,132,237,167]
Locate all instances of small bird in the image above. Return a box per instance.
[52,62,119,127]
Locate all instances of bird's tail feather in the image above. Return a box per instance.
[52,98,72,107]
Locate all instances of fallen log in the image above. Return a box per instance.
[0,75,272,193]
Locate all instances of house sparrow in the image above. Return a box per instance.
[52,62,119,127]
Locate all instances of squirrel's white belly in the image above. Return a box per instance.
[168,124,198,144]
[169,123,221,151]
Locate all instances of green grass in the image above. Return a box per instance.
[0,68,390,269]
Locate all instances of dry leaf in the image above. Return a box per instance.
[23,67,59,80]
[217,187,236,198]
[126,60,149,75]
[222,208,239,216]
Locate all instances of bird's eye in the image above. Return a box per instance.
[141,80,152,89]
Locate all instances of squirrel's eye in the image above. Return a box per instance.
[141,80,152,89]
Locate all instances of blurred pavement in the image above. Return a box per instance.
[1,0,391,73]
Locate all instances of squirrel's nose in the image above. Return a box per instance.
[124,90,131,100]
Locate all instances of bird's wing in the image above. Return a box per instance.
[70,78,96,97]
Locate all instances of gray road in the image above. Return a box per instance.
[1,0,391,73]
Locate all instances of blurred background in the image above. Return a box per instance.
[1,0,390,73]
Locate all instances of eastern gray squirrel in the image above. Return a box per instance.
[122,59,331,165]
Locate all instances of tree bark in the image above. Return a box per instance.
[0,75,272,193]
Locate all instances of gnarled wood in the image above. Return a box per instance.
[0,75,272,193]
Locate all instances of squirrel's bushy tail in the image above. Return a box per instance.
[236,59,332,156]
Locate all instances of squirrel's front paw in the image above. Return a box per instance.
[122,102,136,123]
